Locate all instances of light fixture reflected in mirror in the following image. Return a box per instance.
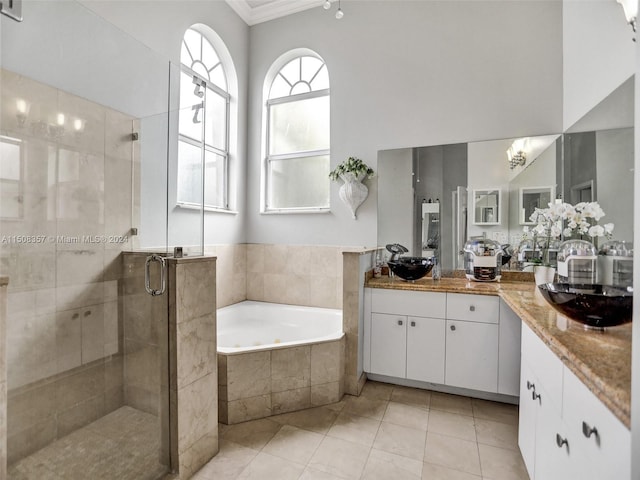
[507,138,529,169]
[16,99,29,127]
[617,0,637,36]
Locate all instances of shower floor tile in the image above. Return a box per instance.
[8,406,168,480]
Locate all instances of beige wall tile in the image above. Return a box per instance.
[246,275,264,302]
[6,417,56,465]
[124,340,160,392]
[246,244,265,274]
[310,382,342,407]
[311,341,343,386]
[55,364,106,412]
[308,276,338,308]
[7,382,56,438]
[263,273,287,304]
[177,372,217,454]
[286,246,311,276]
[176,313,216,389]
[272,387,311,415]
[81,303,105,364]
[263,245,288,274]
[178,430,219,479]
[227,351,271,401]
[272,346,311,393]
[174,259,216,324]
[227,395,272,424]
[57,396,105,438]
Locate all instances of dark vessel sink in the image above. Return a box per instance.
[388,257,434,281]
[538,283,633,329]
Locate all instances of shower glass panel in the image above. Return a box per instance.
[1,2,180,478]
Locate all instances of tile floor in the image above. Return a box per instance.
[7,406,168,480]
[194,381,529,480]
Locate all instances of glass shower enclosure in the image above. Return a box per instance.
[0,2,204,478]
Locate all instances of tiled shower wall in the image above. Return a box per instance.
[0,68,138,464]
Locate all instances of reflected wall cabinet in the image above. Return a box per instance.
[520,186,555,225]
[472,189,501,225]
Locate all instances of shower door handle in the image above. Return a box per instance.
[145,254,166,296]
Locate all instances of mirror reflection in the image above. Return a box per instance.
[377,75,634,272]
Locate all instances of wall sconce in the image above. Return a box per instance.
[617,0,637,38]
[507,138,529,169]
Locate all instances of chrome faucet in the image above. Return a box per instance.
[385,243,409,262]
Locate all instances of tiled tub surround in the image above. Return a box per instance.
[168,256,219,478]
[1,68,140,466]
[219,337,345,424]
[246,244,344,309]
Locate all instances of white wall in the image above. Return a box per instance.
[563,0,635,130]
[246,0,563,246]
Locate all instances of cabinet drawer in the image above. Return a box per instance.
[446,293,498,323]
[521,323,563,415]
[562,367,630,480]
[371,288,446,318]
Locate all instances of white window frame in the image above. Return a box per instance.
[262,53,330,214]
[178,29,231,212]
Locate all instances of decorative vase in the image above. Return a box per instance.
[338,172,368,219]
[534,265,556,285]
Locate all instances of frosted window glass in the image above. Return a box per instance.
[269,155,330,209]
[210,65,227,91]
[205,88,226,150]
[269,96,329,155]
[182,29,201,65]
[310,65,329,91]
[179,72,203,142]
[279,58,300,86]
[202,39,220,72]
[204,151,225,208]
[177,141,203,205]
[301,57,324,84]
[270,75,290,100]
[0,182,21,218]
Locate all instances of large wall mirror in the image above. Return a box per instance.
[377,75,634,271]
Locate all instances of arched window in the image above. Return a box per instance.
[178,27,230,210]
[263,53,330,212]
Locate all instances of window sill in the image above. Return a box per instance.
[177,203,238,215]
[261,208,331,215]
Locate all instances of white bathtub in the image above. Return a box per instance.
[217,301,343,354]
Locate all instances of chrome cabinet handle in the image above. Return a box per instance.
[410,321,416,327]
[450,324,456,331]
[532,390,541,403]
[556,434,568,449]
[469,305,475,312]
[526,380,534,391]
[582,421,598,439]
[397,319,403,326]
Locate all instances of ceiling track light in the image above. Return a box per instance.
[324,0,344,19]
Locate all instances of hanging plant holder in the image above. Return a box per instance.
[329,157,375,220]
[338,172,368,219]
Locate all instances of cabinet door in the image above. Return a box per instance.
[498,300,521,396]
[534,396,586,480]
[370,313,406,378]
[562,367,631,480]
[406,316,445,384]
[445,320,498,392]
[518,361,537,478]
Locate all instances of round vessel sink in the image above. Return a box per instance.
[388,257,434,281]
[537,283,633,330]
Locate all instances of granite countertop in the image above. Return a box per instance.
[365,274,632,428]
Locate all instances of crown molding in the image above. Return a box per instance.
[225,0,327,26]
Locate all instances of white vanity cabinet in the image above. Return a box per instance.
[367,289,446,384]
[445,293,499,392]
[364,288,520,397]
[518,323,630,480]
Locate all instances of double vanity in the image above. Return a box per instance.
[363,274,631,480]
